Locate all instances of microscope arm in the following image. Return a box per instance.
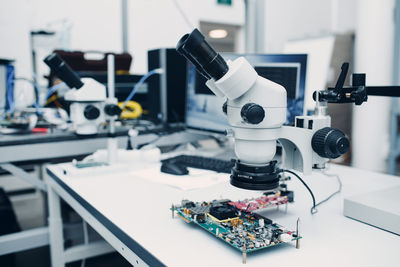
[279,115,348,174]
[315,62,400,105]
[279,126,314,175]
[365,86,400,97]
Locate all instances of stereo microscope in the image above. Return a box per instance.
[44,53,121,135]
[177,29,350,191]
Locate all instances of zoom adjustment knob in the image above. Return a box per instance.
[104,104,122,116]
[240,103,265,124]
[312,127,350,158]
[84,105,100,120]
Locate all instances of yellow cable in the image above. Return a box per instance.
[118,101,143,119]
[45,94,58,106]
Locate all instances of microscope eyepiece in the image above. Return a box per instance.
[177,33,211,79]
[176,34,190,54]
[44,53,84,89]
[176,29,228,81]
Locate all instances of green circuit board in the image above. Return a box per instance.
[171,196,301,261]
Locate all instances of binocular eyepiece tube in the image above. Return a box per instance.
[176,29,229,81]
[44,53,84,89]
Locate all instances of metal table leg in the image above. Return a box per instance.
[46,175,65,267]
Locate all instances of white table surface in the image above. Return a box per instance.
[46,163,400,267]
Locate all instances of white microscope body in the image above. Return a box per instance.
[65,78,107,135]
[206,57,330,173]
[207,57,286,165]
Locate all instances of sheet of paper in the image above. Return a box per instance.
[130,164,229,190]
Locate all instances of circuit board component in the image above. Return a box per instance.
[229,192,290,212]
[171,192,300,264]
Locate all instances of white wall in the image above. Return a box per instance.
[2,0,359,76]
[28,0,123,53]
[128,0,245,73]
[351,0,395,172]
[0,0,244,77]
[0,0,123,76]
[0,0,33,78]
[263,0,357,53]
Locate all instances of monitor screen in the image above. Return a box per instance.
[185,54,307,133]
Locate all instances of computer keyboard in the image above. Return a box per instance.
[162,155,235,174]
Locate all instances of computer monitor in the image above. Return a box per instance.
[185,54,307,133]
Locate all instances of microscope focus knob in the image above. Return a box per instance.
[84,105,100,120]
[241,103,265,124]
[312,127,350,159]
[105,104,122,116]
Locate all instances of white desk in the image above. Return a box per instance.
[0,129,128,257]
[45,163,400,267]
[0,127,210,257]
